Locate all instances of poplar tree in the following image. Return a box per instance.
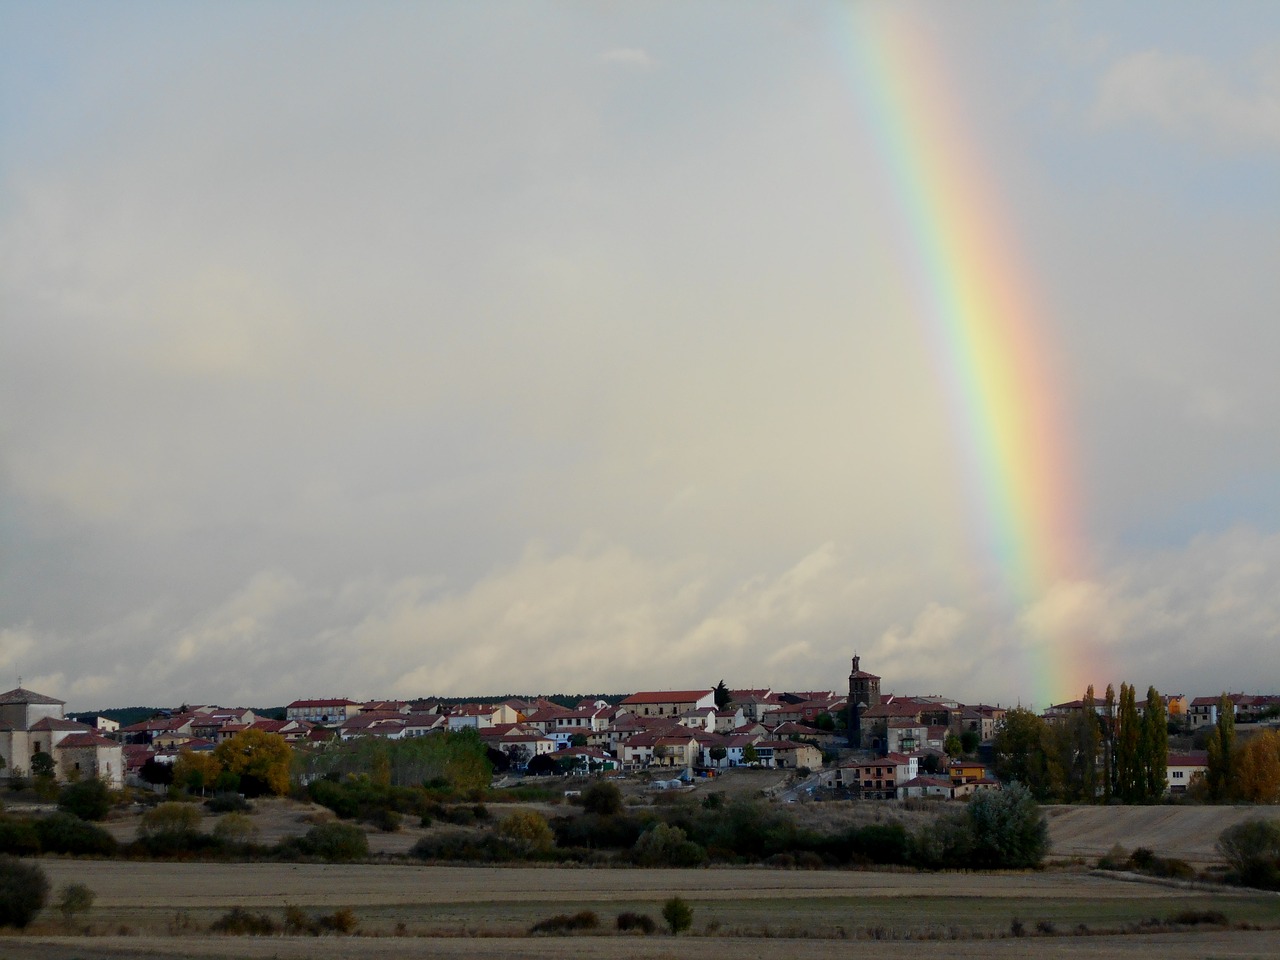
[1102,683,1116,801]
[1115,683,1142,802]
[1206,693,1236,802]
[1078,685,1101,802]
[1142,686,1168,802]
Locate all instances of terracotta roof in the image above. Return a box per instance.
[288,699,358,708]
[29,717,91,732]
[620,690,714,705]
[56,731,118,749]
[0,687,65,706]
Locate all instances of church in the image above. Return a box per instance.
[0,686,124,787]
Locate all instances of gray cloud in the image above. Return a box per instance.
[2,3,1279,708]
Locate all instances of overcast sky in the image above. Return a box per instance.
[2,2,1278,710]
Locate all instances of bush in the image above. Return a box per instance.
[205,792,251,813]
[57,882,95,922]
[965,783,1049,869]
[496,810,554,852]
[582,781,623,816]
[662,896,693,936]
[316,907,358,934]
[632,823,707,867]
[291,822,369,862]
[210,906,278,935]
[1217,818,1280,889]
[0,818,41,856]
[530,910,599,934]
[1168,909,1228,926]
[35,812,118,856]
[58,778,113,821]
[211,812,258,845]
[139,801,202,837]
[0,856,49,928]
[616,911,656,934]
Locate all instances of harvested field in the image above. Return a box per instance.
[1044,804,1274,865]
[9,860,1277,960]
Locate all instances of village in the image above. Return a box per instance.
[3,655,1277,802]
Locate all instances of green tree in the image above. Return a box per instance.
[943,733,963,758]
[965,782,1049,869]
[1114,683,1142,802]
[1206,694,1236,802]
[1217,818,1280,889]
[993,707,1049,799]
[58,778,112,821]
[1102,683,1117,800]
[661,896,693,936]
[713,680,731,710]
[1142,686,1168,802]
[815,712,835,732]
[960,729,980,754]
[1077,685,1101,802]
[581,781,623,816]
[30,751,55,779]
[742,743,759,765]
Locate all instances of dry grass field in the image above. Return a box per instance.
[7,788,1278,958]
[2,860,1276,960]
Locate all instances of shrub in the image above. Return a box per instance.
[0,856,49,928]
[210,906,278,935]
[370,807,402,832]
[582,781,623,816]
[58,778,113,821]
[316,907,358,934]
[0,818,41,856]
[291,822,368,862]
[662,896,693,936]
[35,812,118,856]
[211,812,258,845]
[139,801,202,837]
[1168,909,1228,926]
[616,911,656,934]
[632,823,707,867]
[496,810,554,852]
[205,792,251,814]
[965,783,1048,869]
[1097,843,1128,870]
[57,883,95,922]
[1217,818,1280,889]
[530,910,599,934]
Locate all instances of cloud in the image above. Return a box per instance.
[599,47,657,68]
[1093,48,1280,149]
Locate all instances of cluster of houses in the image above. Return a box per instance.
[1,666,1276,801]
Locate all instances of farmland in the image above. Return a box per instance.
[2,859,1277,959]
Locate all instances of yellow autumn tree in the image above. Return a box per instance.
[173,749,223,796]
[1233,730,1280,804]
[213,729,293,797]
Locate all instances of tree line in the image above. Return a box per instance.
[995,685,1280,804]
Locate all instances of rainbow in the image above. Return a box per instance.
[833,6,1093,705]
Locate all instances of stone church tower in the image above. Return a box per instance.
[847,655,881,747]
